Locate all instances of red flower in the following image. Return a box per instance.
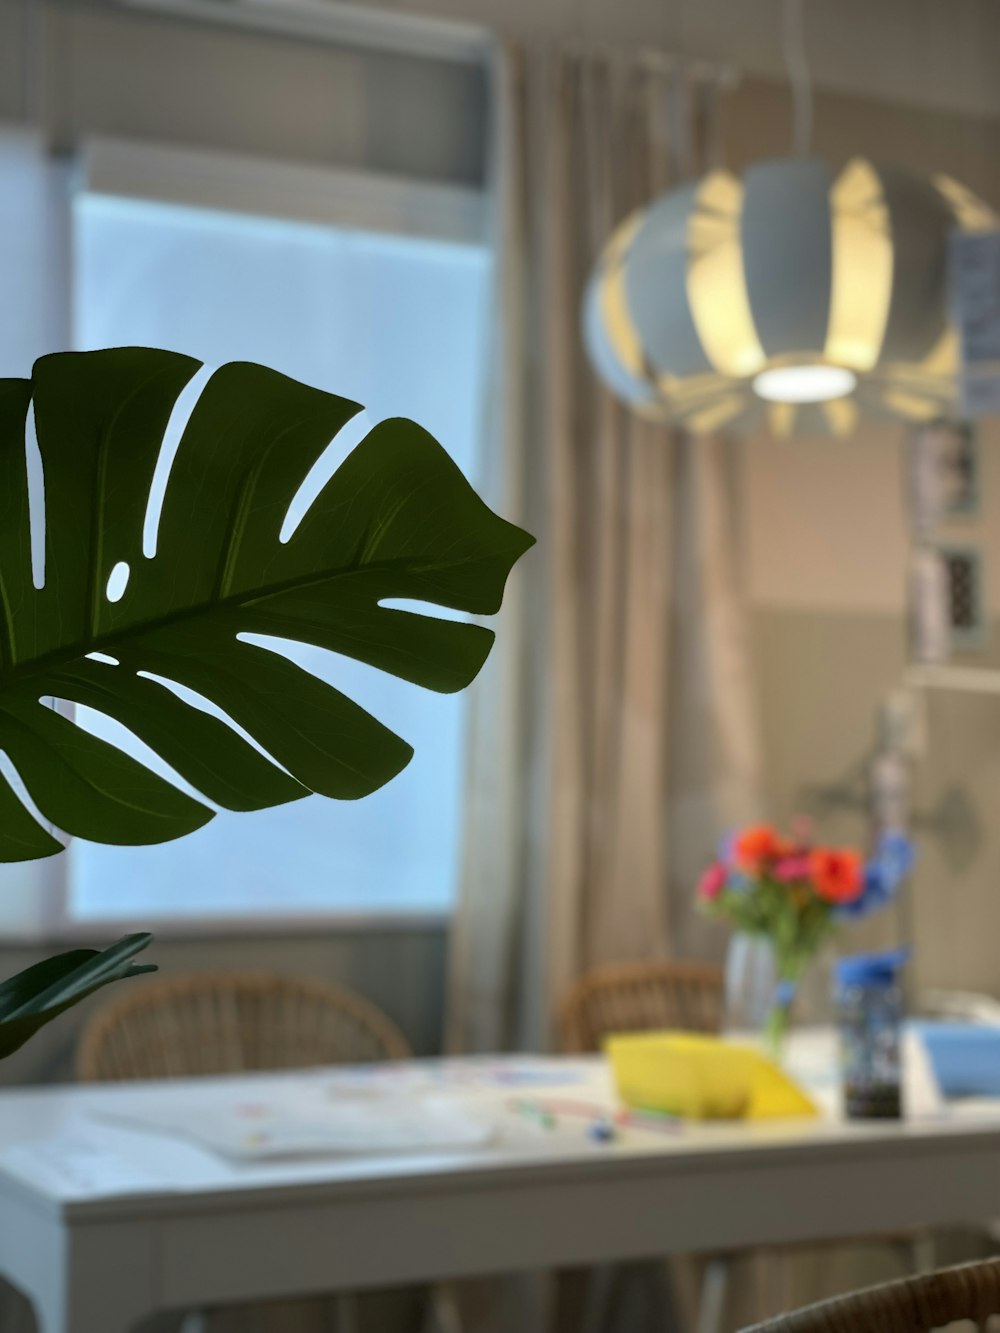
[697,862,728,901]
[733,825,786,872]
[809,848,863,903]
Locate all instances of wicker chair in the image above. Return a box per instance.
[742,1259,1000,1333]
[558,959,725,1053]
[557,960,933,1333]
[78,971,411,1333]
[77,970,411,1082]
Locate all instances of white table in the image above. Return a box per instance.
[1,1037,999,1333]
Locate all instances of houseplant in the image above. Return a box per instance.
[698,822,914,1054]
[0,347,533,1057]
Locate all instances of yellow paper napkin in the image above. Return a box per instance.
[606,1031,818,1120]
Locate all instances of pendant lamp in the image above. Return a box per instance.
[584,156,996,435]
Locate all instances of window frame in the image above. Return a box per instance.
[45,901,453,944]
[0,131,492,942]
[78,136,488,248]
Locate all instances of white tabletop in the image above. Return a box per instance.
[4,1032,1000,1333]
[0,1029,990,1219]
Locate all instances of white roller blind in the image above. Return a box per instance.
[64,167,493,930]
[80,136,487,245]
[36,0,488,187]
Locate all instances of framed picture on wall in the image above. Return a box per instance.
[907,420,980,534]
[938,543,987,653]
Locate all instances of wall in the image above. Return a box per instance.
[749,431,1000,1002]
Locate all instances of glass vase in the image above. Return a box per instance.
[724,932,777,1032]
[724,933,803,1061]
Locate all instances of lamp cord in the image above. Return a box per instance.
[782,0,813,156]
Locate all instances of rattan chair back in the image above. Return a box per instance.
[77,970,411,1081]
[557,958,725,1053]
[742,1260,1000,1333]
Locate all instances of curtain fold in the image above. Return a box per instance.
[447,39,763,1057]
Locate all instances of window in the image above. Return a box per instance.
[60,164,492,930]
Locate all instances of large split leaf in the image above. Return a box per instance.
[0,933,155,1059]
[0,348,533,860]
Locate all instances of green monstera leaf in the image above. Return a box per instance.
[0,934,155,1059]
[0,347,533,860]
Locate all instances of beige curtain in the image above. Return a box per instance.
[447,41,762,1057]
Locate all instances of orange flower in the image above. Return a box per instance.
[809,848,863,904]
[733,825,786,872]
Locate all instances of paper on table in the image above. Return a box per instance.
[324,1056,594,1093]
[93,1083,497,1161]
[0,1135,180,1199]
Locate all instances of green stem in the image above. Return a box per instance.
[764,948,807,1061]
[763,993,792,1060]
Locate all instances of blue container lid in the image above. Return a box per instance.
[835,948,910,988]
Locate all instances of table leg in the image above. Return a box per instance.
[580,1264,618,1333]
[334,1293,361,1333]
[655,1260,686,1333]
[423,1284,466,1333]
[23,1219,156,1333]
[696,1255,732,1333]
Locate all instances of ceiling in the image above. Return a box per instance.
[364,0,1000,120]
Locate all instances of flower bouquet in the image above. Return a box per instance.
[697,824,914,1054]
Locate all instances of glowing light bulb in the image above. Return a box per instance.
[752,364,857,404]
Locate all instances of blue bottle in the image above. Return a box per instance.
[835,950,908,1120]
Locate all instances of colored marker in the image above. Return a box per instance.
[614,1108,682,1134]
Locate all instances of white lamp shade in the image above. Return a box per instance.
[584,156,996,435]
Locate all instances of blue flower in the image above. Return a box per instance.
[875,831,915,883]
[774,979,798,1006]
[728,870,753,895]
[836,832,915,920]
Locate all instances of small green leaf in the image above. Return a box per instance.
[0,934,155,1059]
